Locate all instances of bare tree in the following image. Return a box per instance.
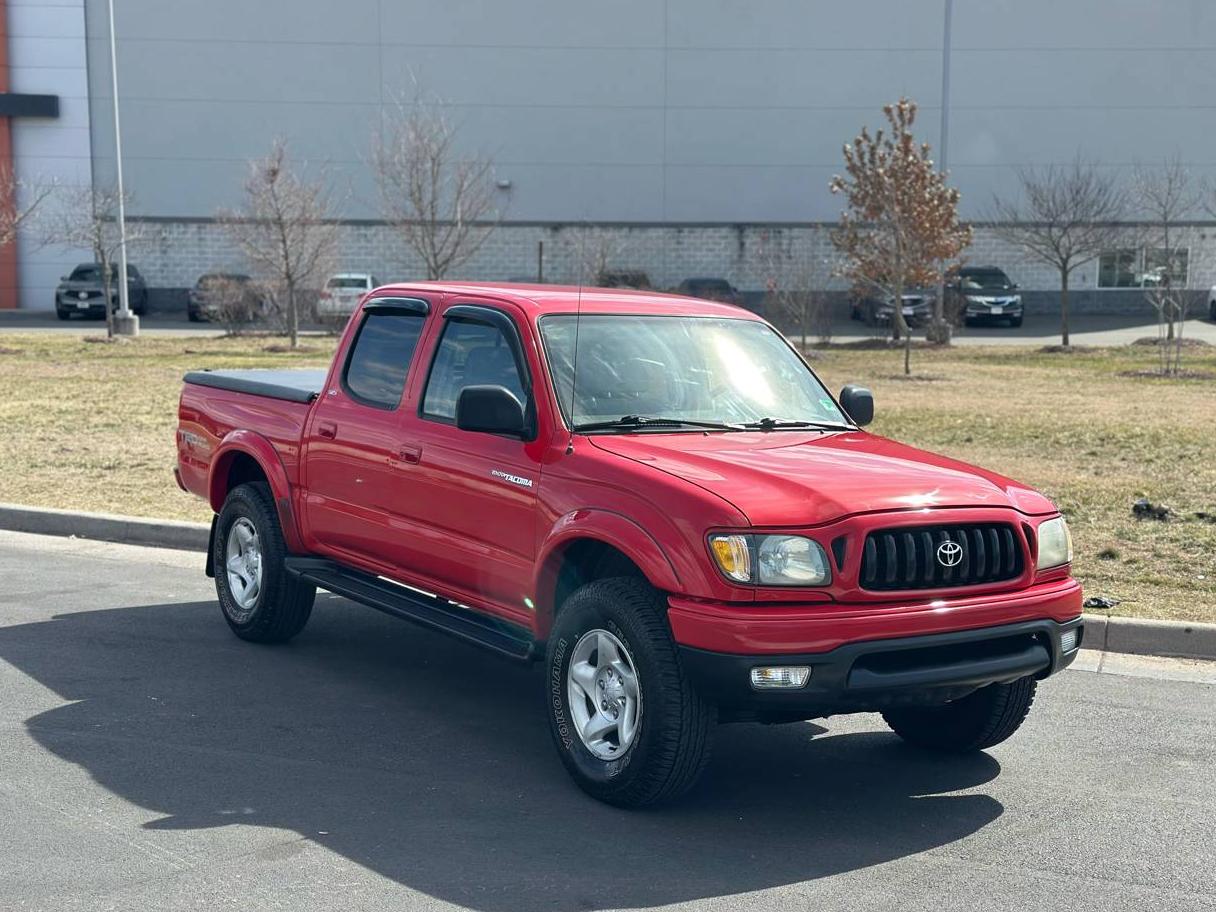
[221,140,338,349]
[1133,156,1198,374]
[43,183,150,338]
[0,164,53,248]
[830,98,972,375]
[563,226,634,285]
[991,157,1125,347]
[755,228,831,347]
[373,89,501,280]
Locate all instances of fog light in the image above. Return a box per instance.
[750,666,811,689]
[1060,629,1079,653]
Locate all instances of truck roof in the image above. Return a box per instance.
[369,281,759,320]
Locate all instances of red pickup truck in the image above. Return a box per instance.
[176,282,1082,807]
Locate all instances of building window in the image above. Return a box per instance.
[1098,250,1138,288]
[1097,248,1189,288]
[1142,248,1189,288]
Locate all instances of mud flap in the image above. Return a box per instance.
[204,515,217,577]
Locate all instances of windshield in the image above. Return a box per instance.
[69,265,136,281]
[328,277,369,289]
[539,315,849,430]
[961,270,1012,290]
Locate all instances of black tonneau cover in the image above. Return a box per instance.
[183,369,328,404]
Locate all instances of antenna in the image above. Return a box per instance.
[566,223,586,455]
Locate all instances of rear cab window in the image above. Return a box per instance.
[341,298,430,410]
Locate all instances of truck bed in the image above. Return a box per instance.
[182,369,328,403]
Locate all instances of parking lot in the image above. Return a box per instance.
[2,529,1213,912]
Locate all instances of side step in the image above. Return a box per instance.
[284,557,537,661]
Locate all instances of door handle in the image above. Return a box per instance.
[397,444,422,465]
[318,421,337,439]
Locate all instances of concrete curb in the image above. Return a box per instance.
[0,502,209,553]
[1080,613,1216,662]
[1,503,1214,661]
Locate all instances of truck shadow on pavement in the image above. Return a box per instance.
[0,596,1005,910]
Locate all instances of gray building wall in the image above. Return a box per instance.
[10,0,94,309]
[28,0,1215,310]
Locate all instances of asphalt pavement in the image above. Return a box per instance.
[4,308,1216,347]
[1,529,1213,912]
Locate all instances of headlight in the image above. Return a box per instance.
[1036,516,1073,569]
[709,533,831,586]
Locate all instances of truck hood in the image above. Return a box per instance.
[588,431,1055,526]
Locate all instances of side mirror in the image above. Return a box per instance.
[839,385,874,427]
[456,385,526,437]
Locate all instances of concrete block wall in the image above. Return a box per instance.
[130,219,1216,319]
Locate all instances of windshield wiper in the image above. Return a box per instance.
[574,415,745,433]
[742,417,854,431]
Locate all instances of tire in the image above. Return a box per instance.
[545,577,714,808]
[1010,315,1023,328]
[213,482,315,643]
[1209,300,1216,322]
[56,308,71,321]
[882,675,1037,753]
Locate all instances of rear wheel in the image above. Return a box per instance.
[214,482,314,643]
[882,675,1037,753]
[545,577,714,807]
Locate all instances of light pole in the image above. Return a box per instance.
[939,0,953,174]
[107,0,137,335]
[933,0,954,340]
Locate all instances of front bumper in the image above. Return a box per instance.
[679,616,1083,722]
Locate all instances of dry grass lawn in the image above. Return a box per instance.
[1,331,1213,622]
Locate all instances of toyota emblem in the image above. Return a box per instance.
[936,540,963,567]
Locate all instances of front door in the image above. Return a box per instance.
[392,302,544,616]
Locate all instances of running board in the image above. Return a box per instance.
[284,557,536,661]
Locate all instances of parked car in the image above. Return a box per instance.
[1208,285,1216,322]
[187,273,263,323]
[849,288,933,328]
[54,263,148,320]
[676,277,744,306]
[948,266,1024,327]
[317,273,381,318]
[177,283,1082,808]
[595,270,652,290]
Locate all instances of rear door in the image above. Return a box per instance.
[300,296,431,567]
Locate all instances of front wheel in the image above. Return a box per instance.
[545,578,714,807]
[882,675,1037,753]
[214,482,315,643]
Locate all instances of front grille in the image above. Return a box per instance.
[860,523,1023,591]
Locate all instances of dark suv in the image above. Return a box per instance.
[948,267,1023,327]
[676,277,745,306]
[188,273,263,323]
[55,263,148,320]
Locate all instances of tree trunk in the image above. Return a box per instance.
[892,283,911,375]
[100,252,114,340]
[1059,269,1070,348]
[287,283,299,350]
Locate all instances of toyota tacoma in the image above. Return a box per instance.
[176,282,1083,807]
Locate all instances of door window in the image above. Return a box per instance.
[422,319,527,420]
[342,309,427,409]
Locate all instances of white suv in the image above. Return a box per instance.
[318,273,380,317]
